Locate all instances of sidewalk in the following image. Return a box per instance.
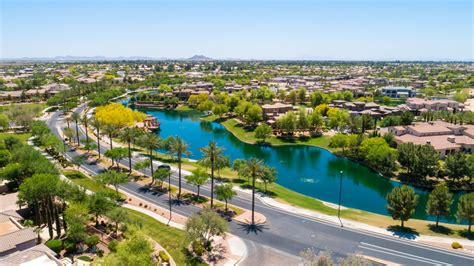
[235,187,474,254]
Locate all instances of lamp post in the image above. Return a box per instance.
[337,170,344,227]
[168,169,172,225]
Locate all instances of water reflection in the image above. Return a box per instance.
[144,109,462,223]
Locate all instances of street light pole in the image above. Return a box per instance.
[337,170,344,227]
[168,171,172,225]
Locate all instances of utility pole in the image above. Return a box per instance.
[338,170,344,227]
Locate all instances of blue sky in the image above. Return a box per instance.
[1,0,472,60]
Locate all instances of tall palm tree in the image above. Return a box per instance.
[199,141,229,208]
[81,114,90,147]
[70,112,80,145]
[138,132,162,183]
[242,158,263,225]
[90,118,102,159]
[65,116,72,130]
[166,136,190,199]
[102,124,117,150]
[119,128,141,174]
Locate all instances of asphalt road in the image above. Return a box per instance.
[46,104,474,265]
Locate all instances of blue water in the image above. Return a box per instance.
[142,109,464,223]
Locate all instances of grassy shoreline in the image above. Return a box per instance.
[116,108,473,239]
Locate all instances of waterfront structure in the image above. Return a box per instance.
[387,121,474,158]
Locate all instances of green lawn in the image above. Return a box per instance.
[63,170,126,201]
[123,209,206,266]
[175,105,194,111]
[0,103,47,116]
[221,118,333,151]
[0,132,31,143]
[200,114,219,122]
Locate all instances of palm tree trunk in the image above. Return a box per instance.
[210,161,215,208]
[96,127,101,159]
[251,171,256,225]
[149,149,154,177]
[197,185,200,198]
[178,155,182,200]
[401,220,404,229]
[44,200,53,239]
[436,216,439,227]
[109,133,113,150]
[75,121,80,145]
[128,141,132,174]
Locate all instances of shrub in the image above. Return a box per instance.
[452,242,463,249]
[85,235,100,249]
[191,241,205,257]
[64,241,77,253]
[108,240,118,252]
[96,249,104,257]
[45,239,62,253]
[159,250,170,263]
[77,255,91,262]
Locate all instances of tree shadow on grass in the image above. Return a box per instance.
[387,225,420,240]
[428,224,454,235]
[237,221,269,235]
[459,230,474,240]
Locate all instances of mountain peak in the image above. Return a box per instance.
[187,55,212,61]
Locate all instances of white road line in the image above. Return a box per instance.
[55,111,474,263]
[359,245,446,265]
[359,242,450,265]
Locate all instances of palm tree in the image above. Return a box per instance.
[102,124,117,150]
[242,158,263,225]
[138,132,161,183]
[119,128,141,174]
[65,116,72,130]
[166,136,190,199]
[90,118,102,159]
[81,114,90,149]
[199,141,229,208]
[70,112,80,145]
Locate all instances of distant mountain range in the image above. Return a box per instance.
[0,55,215,62]
[0,55,471,62]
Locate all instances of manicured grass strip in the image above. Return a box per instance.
[123,208,207,266]
[221,118,333,151]
[0,132,31,143]
[200,114,219,122]
[63,170,126,200]
[175,105,194,111]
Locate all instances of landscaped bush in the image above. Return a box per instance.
[85,235,100,249]
[452,242,463,249]
[77,255,91,262]
[159,250,170,263]
[108,240,118,252]
[96,249,104,257]
[64,241,77,253]
[45,239,62,253]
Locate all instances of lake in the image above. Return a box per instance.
[142,108,462,223]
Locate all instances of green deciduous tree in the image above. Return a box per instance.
[186,207,228,252]
[386,185,418,228]
[215,184,236,211]
[97,170,128,197]
[426,183,453,227]
[445,152,470,181]
[254,123,272,143]
[185,167,208,198]
[456,192,474,232]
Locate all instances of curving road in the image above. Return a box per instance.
[47,103,474,265]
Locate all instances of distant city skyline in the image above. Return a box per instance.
[1,0,472,61]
